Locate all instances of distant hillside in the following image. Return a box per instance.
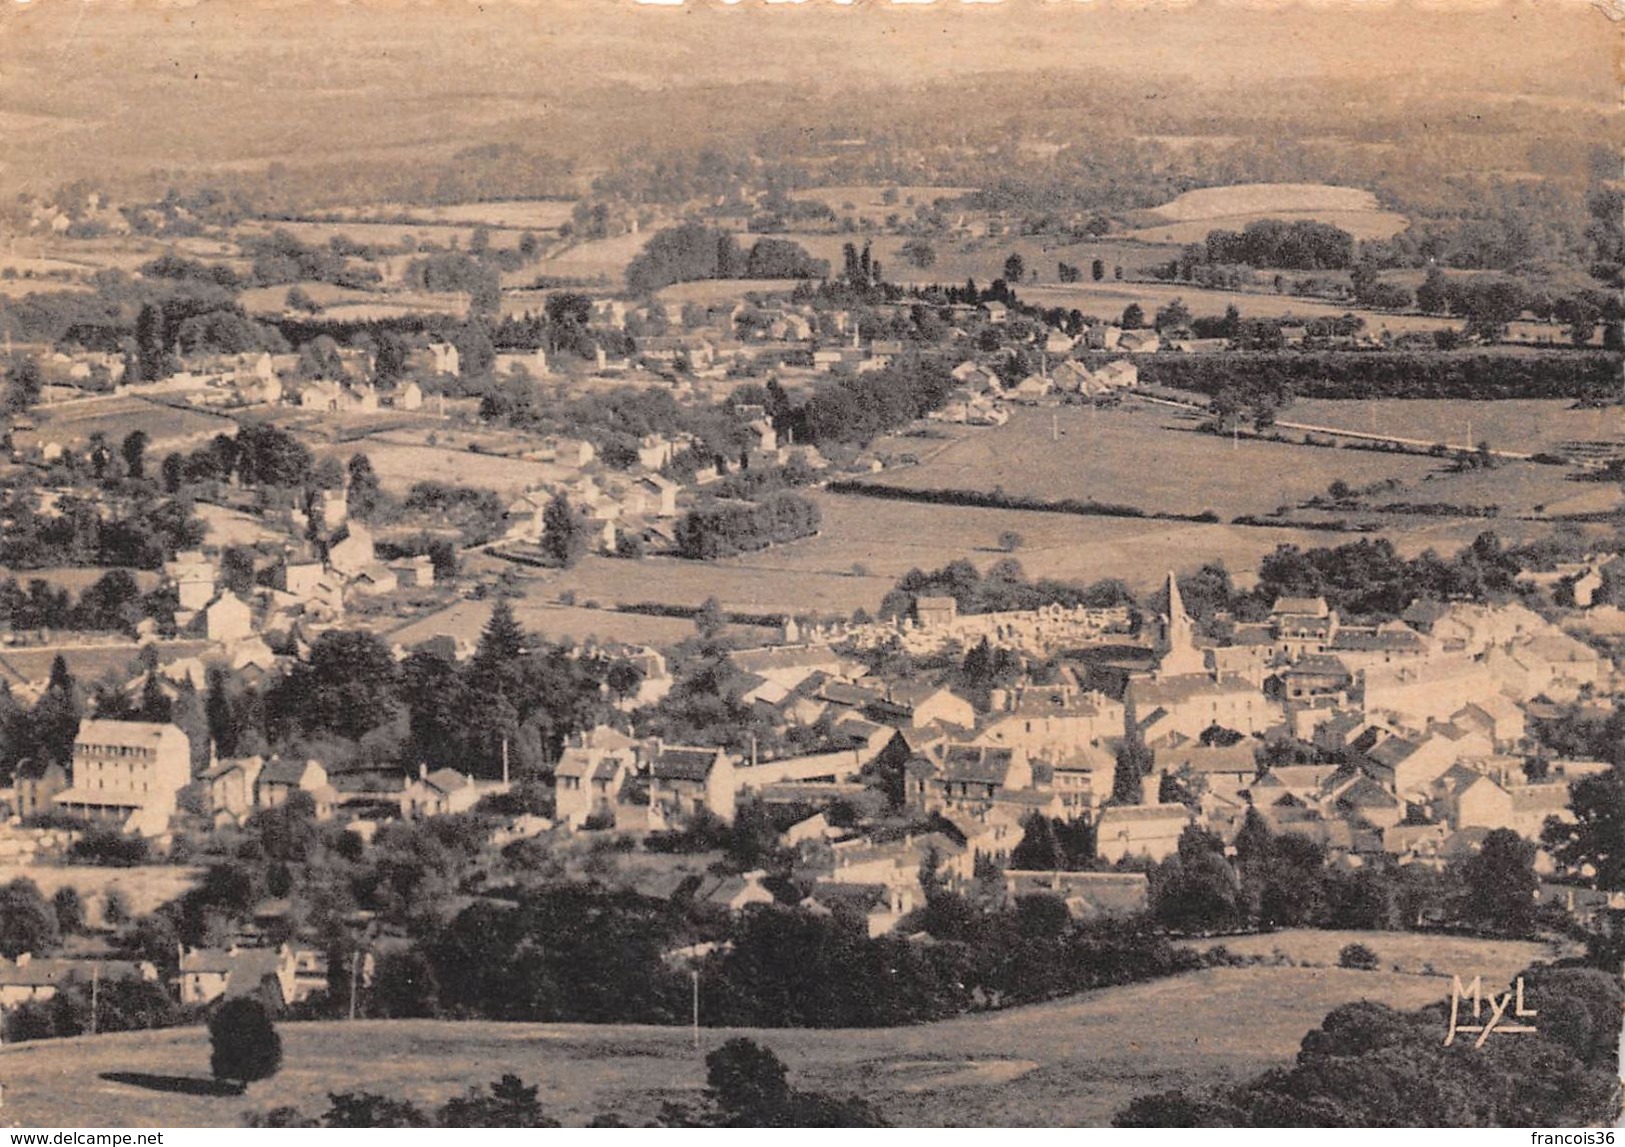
[0,934,1553,1127]
[1128,183,1410,244]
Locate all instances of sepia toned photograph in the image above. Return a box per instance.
[0,0,1619,1131]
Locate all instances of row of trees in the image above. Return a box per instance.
[1137,350,1621,401]
[878,558,1135,621]
[626,223,829,295]
[367,880,1198,1030]
[1147,817,1548,938]
[0,487,205,571]
[1193,219,1357,271]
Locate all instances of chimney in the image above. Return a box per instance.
[419,763,428,781]
[15,952,29,968]
[1140,771,1162,806]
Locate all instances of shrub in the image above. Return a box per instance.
[209,997,283,1091]
[1338,942,1380,970]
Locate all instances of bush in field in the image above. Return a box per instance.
[1337,942,1380,970]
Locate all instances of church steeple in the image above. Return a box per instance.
[1157,570,1207,678]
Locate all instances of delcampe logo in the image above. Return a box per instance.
[1443,975,1538,1047]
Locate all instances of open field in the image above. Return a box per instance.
[526,475,1552,627]
[542,550,895,620]
[0,951,1549,1127]
[1177,930,1557,979]
[1394,462,1622,520]
[237,218,511,252]
[238,282,467,319]
[867,404,1446,520]
[538,494,1372,623]
[654,278,805,305]
[1127,182,1410,244]
[28,395,235,454]
[762,492,1507,595]
[0,641,216,693]
[192,502,289,549]
[1021,282,1457,334]
[528,231,654,284]
[735,232,1177,290]
[383,595,774,651]
[0,865,203,919]
[788,185,973,215]
[314,441,571,498]
[310,200,575,231]
[1288,399,1625,459]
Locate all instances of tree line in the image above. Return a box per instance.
[626,222,829,295]
[1137,350,1621,401]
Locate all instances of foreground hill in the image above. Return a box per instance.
[0,933,1551,1127]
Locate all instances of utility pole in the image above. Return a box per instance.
[349,951,360,1021]
[691,968,700,1051]
[501,736,510,788]
[89,964,99,1036]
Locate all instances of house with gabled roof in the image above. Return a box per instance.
[255,757,337,819]
[197,755,263,826]
[403,766,479,819]
[1331,773,1403,828]
[1094,790,1193,864]
[1002,870,1149,919]
[1450,696,1526,751]
[0,954,158,1010]
[1429,763,1514,832]
[932,745,1032,808]
[648,744,738,824]
[802,881,918,938]
[177,944,297,1008]
[555,740,637,829]
[1359,724,1492,798]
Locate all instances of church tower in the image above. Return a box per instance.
[1157,571,1208,678]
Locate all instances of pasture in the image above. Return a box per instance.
[1021,282,1458,335]
[528,231,653,284]
[788,185,973,215]
[236,218,508,252]
[0,865,203,920]
[1177,929,1557,980]
[733,232,1176,290]
[27,395,235,454]
[238,282,467,319]
[313,200,575,231]
[1287,398,1625,459]
[542,494,1369,622]
[654,278,805,305]
[383,595,773,651]
[312,441,572,498]
[1126,182,1410,243]
[865,404,1445,520]
[0,951,1548,1127]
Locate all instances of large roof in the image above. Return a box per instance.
[74,719,185,751]
[941,745,1017,786]
[652,747,722,782]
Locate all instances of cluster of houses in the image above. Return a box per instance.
[152,526,432,661]
[143,347,451,414]
[546,575,1615,937]
[13,716,502,845]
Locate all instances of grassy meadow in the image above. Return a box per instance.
[0,934,1561,1127]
